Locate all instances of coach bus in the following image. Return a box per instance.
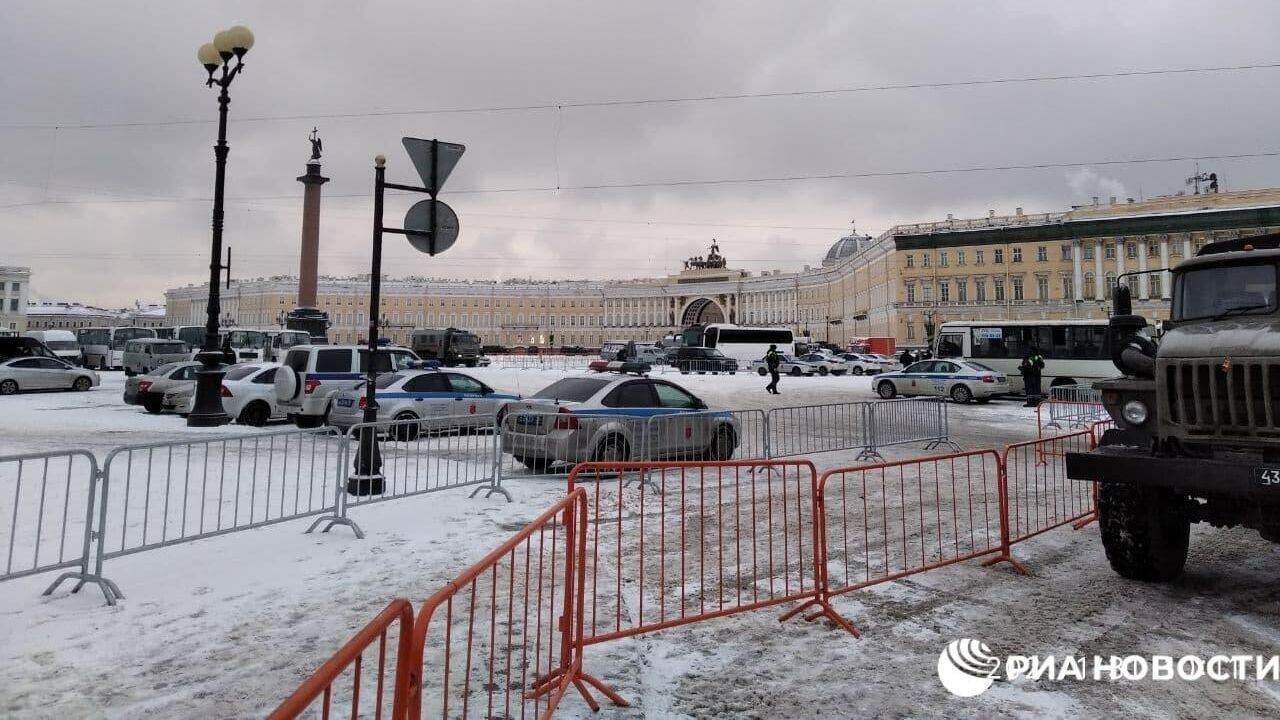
[682,323,795,365]
[932,319,1127,393]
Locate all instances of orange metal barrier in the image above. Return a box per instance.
[405,488,613,720]
[565,460,823,703]
[268,598,414,720]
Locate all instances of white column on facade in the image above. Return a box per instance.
[1160,236,1172,300]
[1071,239,1084,301]
[1115,237,1126,286]
[1137,237,1150,299]
[1093,240,1105,301]
[1182,234,1192,260]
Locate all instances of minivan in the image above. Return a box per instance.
[274,344,421,427]
[123,339,193,376]
[24,330,81,364]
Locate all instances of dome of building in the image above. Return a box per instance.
[822,234,870,267]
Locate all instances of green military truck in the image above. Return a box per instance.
[1067,232,1280,581]
[410,327,482,367]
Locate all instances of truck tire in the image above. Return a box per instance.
[1098,482,1190,582]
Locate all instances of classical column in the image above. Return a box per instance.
[1072,239,1084,301]
[1182,234,1193,260]
[1160,236,1172,300]
[1093,239,1105,300]
[1115,237,1126,286]
[1137,237,1150,299]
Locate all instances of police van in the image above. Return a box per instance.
[274,344,420,427]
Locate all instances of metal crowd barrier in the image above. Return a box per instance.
[1049,383,1103,404]
[1037,399,1107,437]
[766,397,954,462]
[489,355,594,371]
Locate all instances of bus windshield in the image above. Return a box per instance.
[111,328,154,349]
[177,327,205,347]
[229,330,267,348]
[77,329,110,346]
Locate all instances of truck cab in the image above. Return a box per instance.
[1066,233,1280,581]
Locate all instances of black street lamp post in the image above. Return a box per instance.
[189,26,254,427]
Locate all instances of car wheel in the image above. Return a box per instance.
[790,367,803,377]
[852,366,864,376]
[707,426,736,461]
[0,379,17,395]
[238,401,271,427]
[143,396,163,414]
[516,455,551,472]
[818,366,829,376]
[392,411,420,442]
[950,384,973,404]
[72,377,92,392]
[295,414,323,429]
[592,435,630,463]
[757,367,767,376]
[876,381,897,399]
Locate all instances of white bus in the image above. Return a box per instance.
[932,319,1121,393]
[108,327,156,369]
[76,327,112,368]
[226,329,270,362]
[682,323,795,365]
[268,329,311,362]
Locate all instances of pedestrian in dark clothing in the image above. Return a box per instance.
[1020,345,1046,407]
[764,344,782,394]
[899,349,914,367]
[220,336,236,365]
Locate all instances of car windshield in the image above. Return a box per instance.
[224,365,262,381]
[532,378,609,402]
[1175,263,1278,321]
[967,361,997,372]
[703,349,727,359]
[45,340,78,351]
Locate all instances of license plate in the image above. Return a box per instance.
[336,398,353,408]
[1254,467,1280,487]
[515,414,538,426]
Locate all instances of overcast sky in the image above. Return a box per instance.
[3,1,1279,308]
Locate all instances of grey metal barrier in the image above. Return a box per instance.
[1049,383,1103,404]
[766,402,871,460]
[319,414,507,538]
[92,427,344,595]
[489,355,593,371]
[863,397,958,461]
[1,450,118,603]
[653,359,742,376]
[640,409,768,462]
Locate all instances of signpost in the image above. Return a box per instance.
[350,138,466,496]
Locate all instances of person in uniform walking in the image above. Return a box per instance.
[764,344,782,394]
[1020,344,1046,407]
[899,348,915,367]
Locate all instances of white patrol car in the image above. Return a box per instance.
[329,368,520,440]
[872,359,1011,404]
[797,352,848,376]
[750,354,817,377]
[274,344,421,428]
[500,374,739,472]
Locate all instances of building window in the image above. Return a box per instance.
[1037,246,1048,262]
[9,282,18,292]
[905,254,914,268]
[1105,272,1117,291]
[1148,242,1160,258]
[7,299,16,312]
[1011,247,1022,263]
[1126,242,1137,258]
[1062,244,1073,261]
[994,249,1004,264]
[956,280,967,303]
[1084,272,1095,296]
[905,283,916,303]
[1105,243,1116,260]
[907,323,916,340]
[922,254,931,268]
[922,284,933,302]
[1012,277,1024,301]
[1150,274,1163,296]
[994,279,1006,302]
[975,250,985,265]
[939,282,950,302]
[957,250,966,266]
[1036,276,1049,300]
[939,252,949,268]
[975,280,987,302]
[1062,275,1074,299]
[1084,245,1095,260]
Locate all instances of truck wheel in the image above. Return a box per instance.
[1098,482,1190,582]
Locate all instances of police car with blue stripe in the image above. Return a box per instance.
[873,359,1010,404]
[275,344,422,428]
[500,374,739,472]
[329,368,520,440]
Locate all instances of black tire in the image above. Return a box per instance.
[0,379,17,395]
[707,426,736,461]
[757,367,767,376]
[1098,482,1190,582]
[789,367,803,377]
[852,366,864,376]
[143,396,163,414]
[876,381,897,399]
[1050,377,1078,388]
[124,368,136,377]
[392,412,421,442]
[592,435,630,463]
[72,376,92,392]
[975,398,991,404]
[818,366,829,376]
[295,413,323,429]
[238,401,271,427]
[950,384,973,404]
[517,455,552,472]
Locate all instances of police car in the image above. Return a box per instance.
[329,369,520,440]
[872,359,1010,403]
[499,374,739,472]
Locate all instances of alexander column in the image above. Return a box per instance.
[287,128,331,341]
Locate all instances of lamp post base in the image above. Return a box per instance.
[186,351,231,427]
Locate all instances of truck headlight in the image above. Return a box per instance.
[1122,400,1149,426]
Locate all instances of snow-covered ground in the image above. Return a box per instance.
[1,369,1278,718]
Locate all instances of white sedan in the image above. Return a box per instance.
[750,355,817,377]
[0,357,100,394]
[797,353,847,376]
[872,359,1010,403]
[837,353,883,376]
[221,363,288,426]
[329,369,521,440]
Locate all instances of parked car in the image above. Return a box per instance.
[499,375,738,472]
[670,347,738,374]
[220,362,288,426]
[330,368,520,440]
[123,361,202,413]
[797,353,847,376]
[274,344,421,428]
[123,338,192,376]
[872,359,1010,404]
[0,357,99,394]
[838,353,883,375]
[868,353,904,372]
[162,384,196,416]
[750,354,816,377]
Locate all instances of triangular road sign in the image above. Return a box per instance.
[401,137,465,193]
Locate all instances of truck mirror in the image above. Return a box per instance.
[1112,284,1132,316]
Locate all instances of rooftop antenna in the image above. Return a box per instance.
[1186,162,1212,195]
